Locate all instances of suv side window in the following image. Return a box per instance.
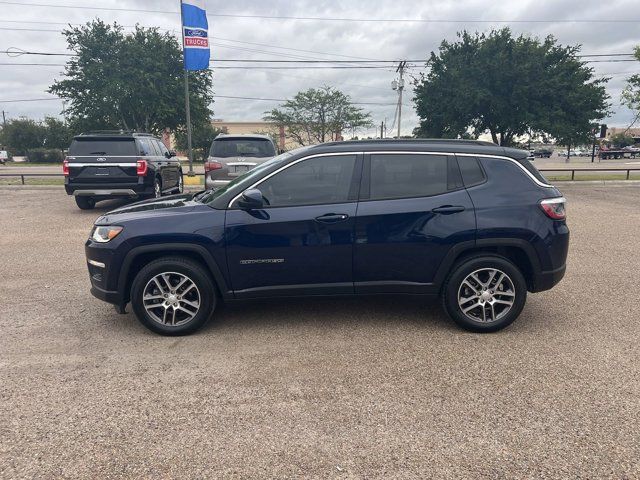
[156,140,170,158]
[138,139,152,156]
[456,156,486,186]
[369,154,458,200]
[255,154,357,207]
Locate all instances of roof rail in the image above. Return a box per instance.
[323,138,498,147]
[78,130,154,137]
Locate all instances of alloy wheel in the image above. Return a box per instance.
[142,272,201,326]
[457,268,515,323]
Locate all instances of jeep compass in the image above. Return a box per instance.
[85,139,569,335]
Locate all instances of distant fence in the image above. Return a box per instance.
[1,169,640,185]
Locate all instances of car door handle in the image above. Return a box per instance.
[315,213,349,224]
[432,205,466,214]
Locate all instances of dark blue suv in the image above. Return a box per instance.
[85,140,569,335]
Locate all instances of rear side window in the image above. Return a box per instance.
[456,156,486,186]
[68,139,137,156]
[210,138,276,158]
[513,156,548,184]
[138,139,153,156]
[369,154,460,200]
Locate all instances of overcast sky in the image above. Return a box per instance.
[1,0,639,137]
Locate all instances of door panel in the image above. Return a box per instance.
[353,153,475,294]
[224,153,361,296]
[225,203,357,295]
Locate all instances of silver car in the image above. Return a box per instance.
[204,134,277,189]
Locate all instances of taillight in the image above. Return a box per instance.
[136,159,148,176]
[540,197,566,220]
[62,159,69,176]
[204,160,223,173]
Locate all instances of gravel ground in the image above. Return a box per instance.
[0,185,639,479]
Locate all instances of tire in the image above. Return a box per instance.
[130,256,216,336]
[153,177,162,198]
[75,196,96,210]
[442,255,527,333]
[176,172,184,193]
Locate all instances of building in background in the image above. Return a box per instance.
[604,127,640,143]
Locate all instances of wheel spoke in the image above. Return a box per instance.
[486,270,498,288]
[462,280,480,294]
[462,302,481,314]
[152,278,166,294]
[493,299,514,307]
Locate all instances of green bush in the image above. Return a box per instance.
[26,148,64,163]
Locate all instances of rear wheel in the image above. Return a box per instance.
[130,257,216,335]
[153,177,162,198]
[177,172,184,193]
[442,255,527,332]
[75,196,96,210]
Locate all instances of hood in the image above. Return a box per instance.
[95,193,200,225]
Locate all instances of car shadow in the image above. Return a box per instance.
[198,294,455,334]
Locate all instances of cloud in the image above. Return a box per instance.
[0,0,638,134]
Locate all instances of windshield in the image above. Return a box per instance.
[209,137,276,158]
[197,147,310,205]
[69,138,138,156]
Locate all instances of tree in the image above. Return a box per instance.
[174,122,225,162]
[49,20,213,135]
[621,46,640,130]
[414,28,610,147]
[264,86,372,146]
[0,118,46,155]
[609,133,635,148]
[42,117,73,151]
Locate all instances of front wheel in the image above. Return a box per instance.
[130,257,216,335]
[442,256,527,333]
[75,196,96,210]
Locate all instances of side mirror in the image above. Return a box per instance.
[167,150,177,158]
[237,188,264,210]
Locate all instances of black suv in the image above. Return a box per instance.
[64,132,183,209]
[85,139,569,335]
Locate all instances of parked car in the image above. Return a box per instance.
[0,150,8,165]
[532,147,553,158]
[64,132,182,210]
[204,134,277,189]
[85,139,569,335]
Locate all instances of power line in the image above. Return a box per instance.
[2,50,636,63]
[0,1,639,23]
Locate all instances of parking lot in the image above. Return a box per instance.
[1,184,639,478]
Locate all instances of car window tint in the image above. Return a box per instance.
[257,155,357,207]
[157,140,170,157]
[138,139,152,156]
[210,138,276,158]
[456,156,486,186]
[370,154,450,200]
[68,139,137,156]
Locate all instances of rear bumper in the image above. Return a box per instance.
[65,181,152,197]
[531,263,566,293]
[74,189,138,197]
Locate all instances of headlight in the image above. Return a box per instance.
[92,226,123,243]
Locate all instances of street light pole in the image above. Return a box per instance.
[394,61,406,138]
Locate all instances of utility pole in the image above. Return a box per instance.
[2,110,6,129]
[392,61,406,138]
[380,120,385,139]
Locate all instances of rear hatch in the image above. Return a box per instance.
[67,137,139,185]
[209,137,276,177]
